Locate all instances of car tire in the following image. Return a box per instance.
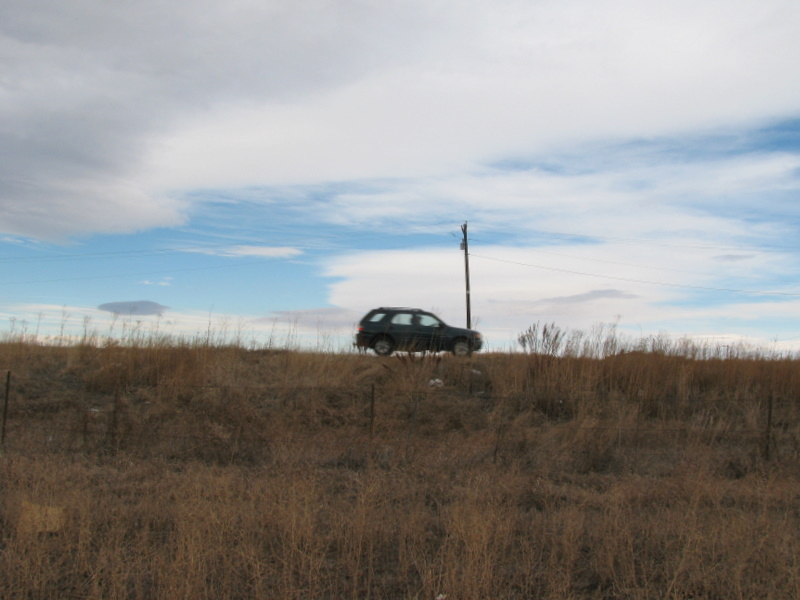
[372,337,394,356]
[452,339,471,356]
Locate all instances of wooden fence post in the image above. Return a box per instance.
[492,397,508,465]
[109,387,120,454]
[369,384,376,440]
[2,370,10,447]
[635,391,642,469]
[764,392,774,461]
[405,393,422,461]
[493,419,505,464]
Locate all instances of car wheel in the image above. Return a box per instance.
[372,338,394,356]
[452,339,471,356]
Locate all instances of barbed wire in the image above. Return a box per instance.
[8,419,785,439]
[5,373,800,403]
[3,373,797,465]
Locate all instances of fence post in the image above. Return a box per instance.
[2,370,10,447]
[110,387,120,454]
[492,397,507,464]
[369,384,376,440]
[493,419,505,464]
[764,392,774,461]
[635,392,642,469]
[405,393,422,461]
[83,411,90,448]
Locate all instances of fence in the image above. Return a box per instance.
[2,368,798,472]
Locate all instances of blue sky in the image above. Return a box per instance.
[2,0,800,351]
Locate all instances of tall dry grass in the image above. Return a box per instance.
[1,332,799,598]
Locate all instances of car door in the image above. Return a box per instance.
[387,312,412,350]
[388,312,434,351]
[417,313,445,351]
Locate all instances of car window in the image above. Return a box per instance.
[390,313,413,325]
[367,312,386,322]
[418,315,440,327]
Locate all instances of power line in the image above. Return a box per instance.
[469,253,800,297]
[1,260,272,286]
[0,229,457,263]
[472,226,799,253]
[2,222,797,293]
[521,247,770,281]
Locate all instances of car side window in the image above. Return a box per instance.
[368,312,386,322]
[418,315,440,327]
[391,313,413,325]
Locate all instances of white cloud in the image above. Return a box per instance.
[187,245,303,258]
[0,0,455,239]
[3,0,800,241]
[261,307,363,330]
[288,147,800,252]
[141,277,173,286]
[143,0,800,189]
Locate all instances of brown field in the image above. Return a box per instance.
[1,331,799,599]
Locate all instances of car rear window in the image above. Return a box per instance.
[367,312,386,322]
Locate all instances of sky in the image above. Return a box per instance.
[2,0,800,352]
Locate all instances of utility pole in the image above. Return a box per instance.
[461,221,472,329]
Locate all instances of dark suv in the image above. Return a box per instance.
[355,307,483,356]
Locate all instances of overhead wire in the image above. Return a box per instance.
[1,260,274,286]
[0,226,455,262]
[470,226,800,253]
[515,247,770,281]
[469,253,800,297]
[2,224,797,293]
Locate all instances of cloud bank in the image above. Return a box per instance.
[3,0,800,240]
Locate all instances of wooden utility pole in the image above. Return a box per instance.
[461,221,472,329]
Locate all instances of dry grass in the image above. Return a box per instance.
[1,336,799,599]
